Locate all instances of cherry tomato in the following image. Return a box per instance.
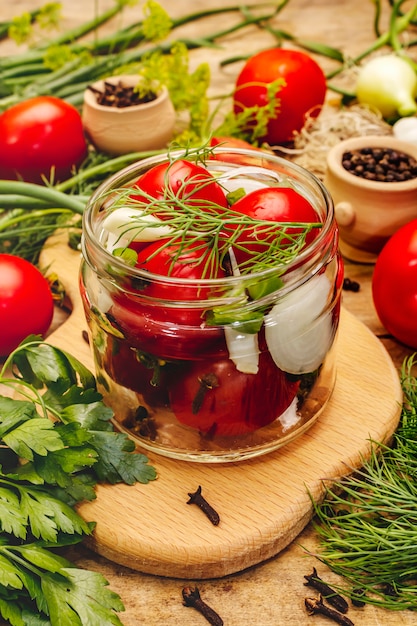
[110,239,228,359]
[134,238,227,307]
[131,158,229,212]
[101,336,172,406]
[209,136,269,165]
[227,186,320,266]
[372,219,417,349]
[169,352,299,437]
[233,48,327,145]
[0,96,88,183]
[109,299,228,361]
[0,254,54,356]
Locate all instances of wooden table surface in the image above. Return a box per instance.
[1,1,417,624]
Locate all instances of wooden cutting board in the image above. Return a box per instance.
[40,232,403,580]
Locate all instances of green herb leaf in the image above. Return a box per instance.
[311,353,417,611]
[19,488,92,542]
[89,431,157,485]
[0,397,39,439]
[3,419,64,461]
[0,487,27,538]
[42,568,125,626]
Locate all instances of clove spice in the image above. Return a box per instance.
[187,485,220,526]
[88,80,157,108]
[304,567,349,613]
[182,586,224,626]
[305,595,354,626]
[192,372,219,413]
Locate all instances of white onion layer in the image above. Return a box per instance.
[264,273,333,375]
[224,327,259,374]
[102,207,173,246]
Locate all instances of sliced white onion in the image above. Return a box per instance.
[224,326,260,374]
[216,165,282,196]
[102,207,173,246]
[264,273,333,375]
[223,247,260,374]
[278,396,300,432]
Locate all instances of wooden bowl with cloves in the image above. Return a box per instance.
[82,75,176,156]
[324,135,417,262]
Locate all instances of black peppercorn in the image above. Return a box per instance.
[342,147,417,182]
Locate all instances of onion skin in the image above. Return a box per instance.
[355,54,417,119]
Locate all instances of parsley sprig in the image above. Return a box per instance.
[0,336,156,625]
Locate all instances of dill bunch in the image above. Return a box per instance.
[311,354,417,611]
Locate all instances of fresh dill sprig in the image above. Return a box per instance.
[310,353,417,611]
[103,153,321,280]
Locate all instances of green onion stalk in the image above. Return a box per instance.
[0,1,285,109]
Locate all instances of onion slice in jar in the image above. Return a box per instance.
[224,326,260,374]
[102,206,173,249]
[264,273,333,375]
[223,247,260,374]
[217,165,281,196]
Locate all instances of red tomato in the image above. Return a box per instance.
[227,186,320,266]
[134,238,227,305]
[131,158,229,212]
[101,335,171,406]
[233,48,327,145]
[0,96,88,183]
[209,136,269,165]
[0,254,54,355]
[372,219,417,349]
[210,136,258,152]
[110,239,228,359]
[169,352,299,437]
[109,299,228,361]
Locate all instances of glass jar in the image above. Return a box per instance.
[80,148,343,462]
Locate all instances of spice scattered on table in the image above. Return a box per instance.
[182,586,224,626]
[304,567,349,613]
[342,277,360,292]
[305,595,354,625]
[341,147,417,182]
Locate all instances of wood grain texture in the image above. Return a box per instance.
[40,233,402,579]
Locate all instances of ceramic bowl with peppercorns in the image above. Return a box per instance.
[324,135,417,262]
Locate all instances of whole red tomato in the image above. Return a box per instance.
[131,158,229,212]
[134,238,227,307]
[0,96,88,183]
[169,352,299,437]
[372,219,417,349]
[228,186,320,266]
[110,239,229,359]
[0,254,54,356]
[233,48,327,145]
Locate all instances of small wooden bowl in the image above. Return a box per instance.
[82,75,176,156]
[325,135,417,262]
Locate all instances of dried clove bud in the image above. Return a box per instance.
[192,372,219,413]
[187,485,220,526]
[305,595,354,626]
[304,568,348,613]
[182,586,224,626]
